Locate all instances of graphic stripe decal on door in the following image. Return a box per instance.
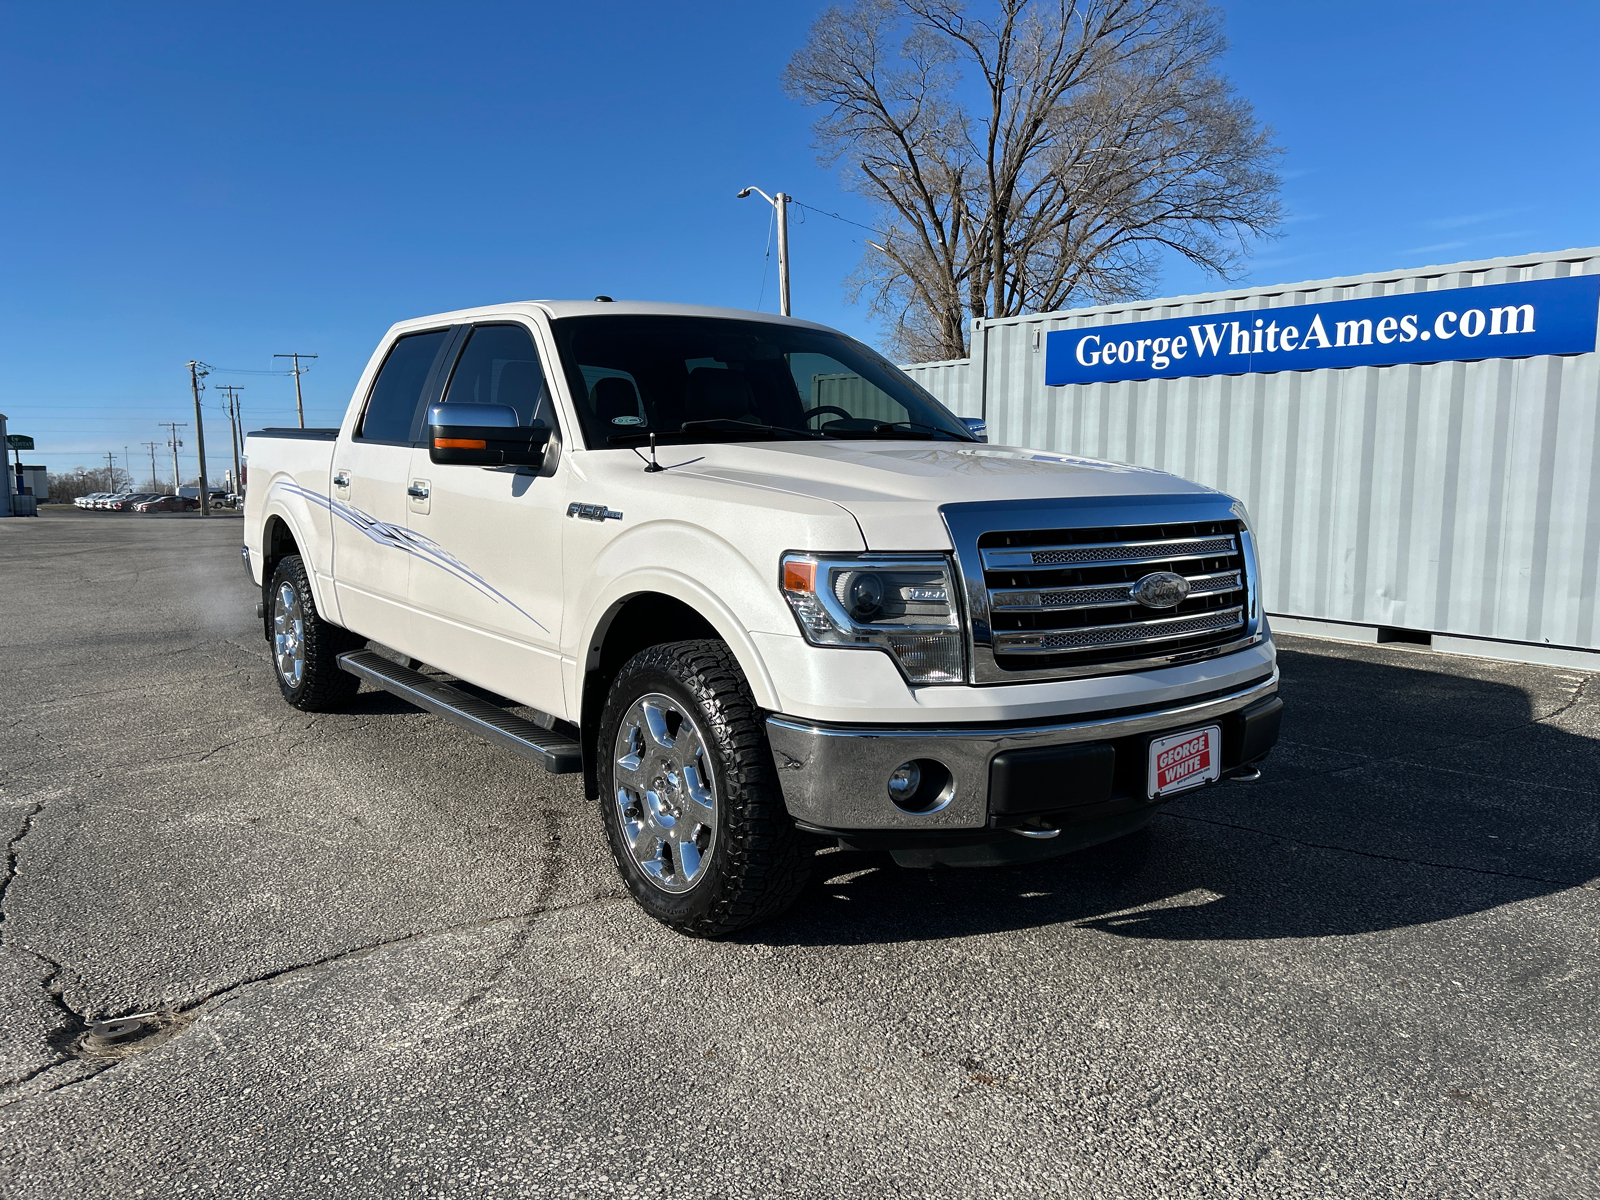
[274,480,548,631]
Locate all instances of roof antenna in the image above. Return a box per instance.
[644,432,664,473]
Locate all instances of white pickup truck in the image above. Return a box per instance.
[243,300,1281,935]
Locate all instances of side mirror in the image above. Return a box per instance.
[427,403,551,466]
[960,417,988,443]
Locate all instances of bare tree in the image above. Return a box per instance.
[783,0,1283,361]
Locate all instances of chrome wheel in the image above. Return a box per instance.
[272,580,305,689]
[612,692,718,894]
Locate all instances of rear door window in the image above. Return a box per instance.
[358,329,453,442]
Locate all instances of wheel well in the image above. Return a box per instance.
[580,593,720,799]
[260,516,299,639]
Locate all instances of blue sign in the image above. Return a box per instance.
[1045,274,1600,386]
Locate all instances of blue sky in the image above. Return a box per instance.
[3,1,1597,480]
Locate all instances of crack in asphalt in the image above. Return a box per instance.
[0,891,628,1109]
[0,801,97,1096]
[0,801,46,926]
[449,805,568,1025]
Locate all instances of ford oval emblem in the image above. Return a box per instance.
[1130,571,1189,609]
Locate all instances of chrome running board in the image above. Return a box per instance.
[337,650,581,774]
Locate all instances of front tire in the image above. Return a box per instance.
[266,554,360,711]
[599,640,809,937]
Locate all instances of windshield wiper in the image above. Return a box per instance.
[679,419,821,440]
[816,420,970,441]
[607,419,820,447]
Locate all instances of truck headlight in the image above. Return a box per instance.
[780,553,965,684]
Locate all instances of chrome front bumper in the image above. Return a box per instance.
[764,671,1279,832]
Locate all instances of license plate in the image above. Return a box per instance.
[1148,725,1221,798]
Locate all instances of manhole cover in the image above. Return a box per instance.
[81,1013,156,1053]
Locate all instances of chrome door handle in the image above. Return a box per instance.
[332,472,351,488]
[407,485,429,499]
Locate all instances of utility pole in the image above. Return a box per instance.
[187,361,211,516]
[217,384,244,500]
[103,451,119,490]
[141,441,161,491]
[232,391,245,494]
[160,421,186,500]
[736,187,792,316]
[274,353,317,429]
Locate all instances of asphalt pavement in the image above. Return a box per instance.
[0,508,1595,1198]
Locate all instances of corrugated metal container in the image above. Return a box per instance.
[903,247,1600,655]
[901,356,983,418]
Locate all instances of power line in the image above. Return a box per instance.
[193,363,301,376]
[756,204,775,311]
[789,198,890,240]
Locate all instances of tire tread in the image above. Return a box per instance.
[599,639,808,937]
[268,554,361,712]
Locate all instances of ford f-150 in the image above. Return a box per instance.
[242,300,1281,935]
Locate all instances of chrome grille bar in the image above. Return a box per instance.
[992,607,1245,655]
[991,569,1242,613]
[980,534,1237,571]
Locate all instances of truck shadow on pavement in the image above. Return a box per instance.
[753,648,1599,947]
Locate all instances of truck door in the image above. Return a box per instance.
[331,327,458,656]
[406,321,569,717]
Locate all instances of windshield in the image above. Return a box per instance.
[549,315,973,448]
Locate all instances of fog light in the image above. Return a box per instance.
[887,761,921,803]
[885,759,955,814]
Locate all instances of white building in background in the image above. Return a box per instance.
[902,247,1600,669]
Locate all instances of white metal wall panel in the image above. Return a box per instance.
[901,247,1600,651]
[901,357,982,418]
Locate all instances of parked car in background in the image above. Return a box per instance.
[174,486,233,507]
[91,493,129,509]
[133,494,199,512]
[106,493,162,512]
[74,493,112,509]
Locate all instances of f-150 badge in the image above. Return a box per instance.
[567,503,623,522]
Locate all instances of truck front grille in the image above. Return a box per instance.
[978,520,1248,673]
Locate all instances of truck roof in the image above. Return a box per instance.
[386,300,840,336]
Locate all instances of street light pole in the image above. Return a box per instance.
[187,361,211,516]
[736,187,792,316]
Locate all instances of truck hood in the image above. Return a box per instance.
[668,440,1219,548]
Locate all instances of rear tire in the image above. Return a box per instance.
[599,640,809,937]
[266,554,360,712]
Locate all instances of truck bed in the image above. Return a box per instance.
[247,427,340,440]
